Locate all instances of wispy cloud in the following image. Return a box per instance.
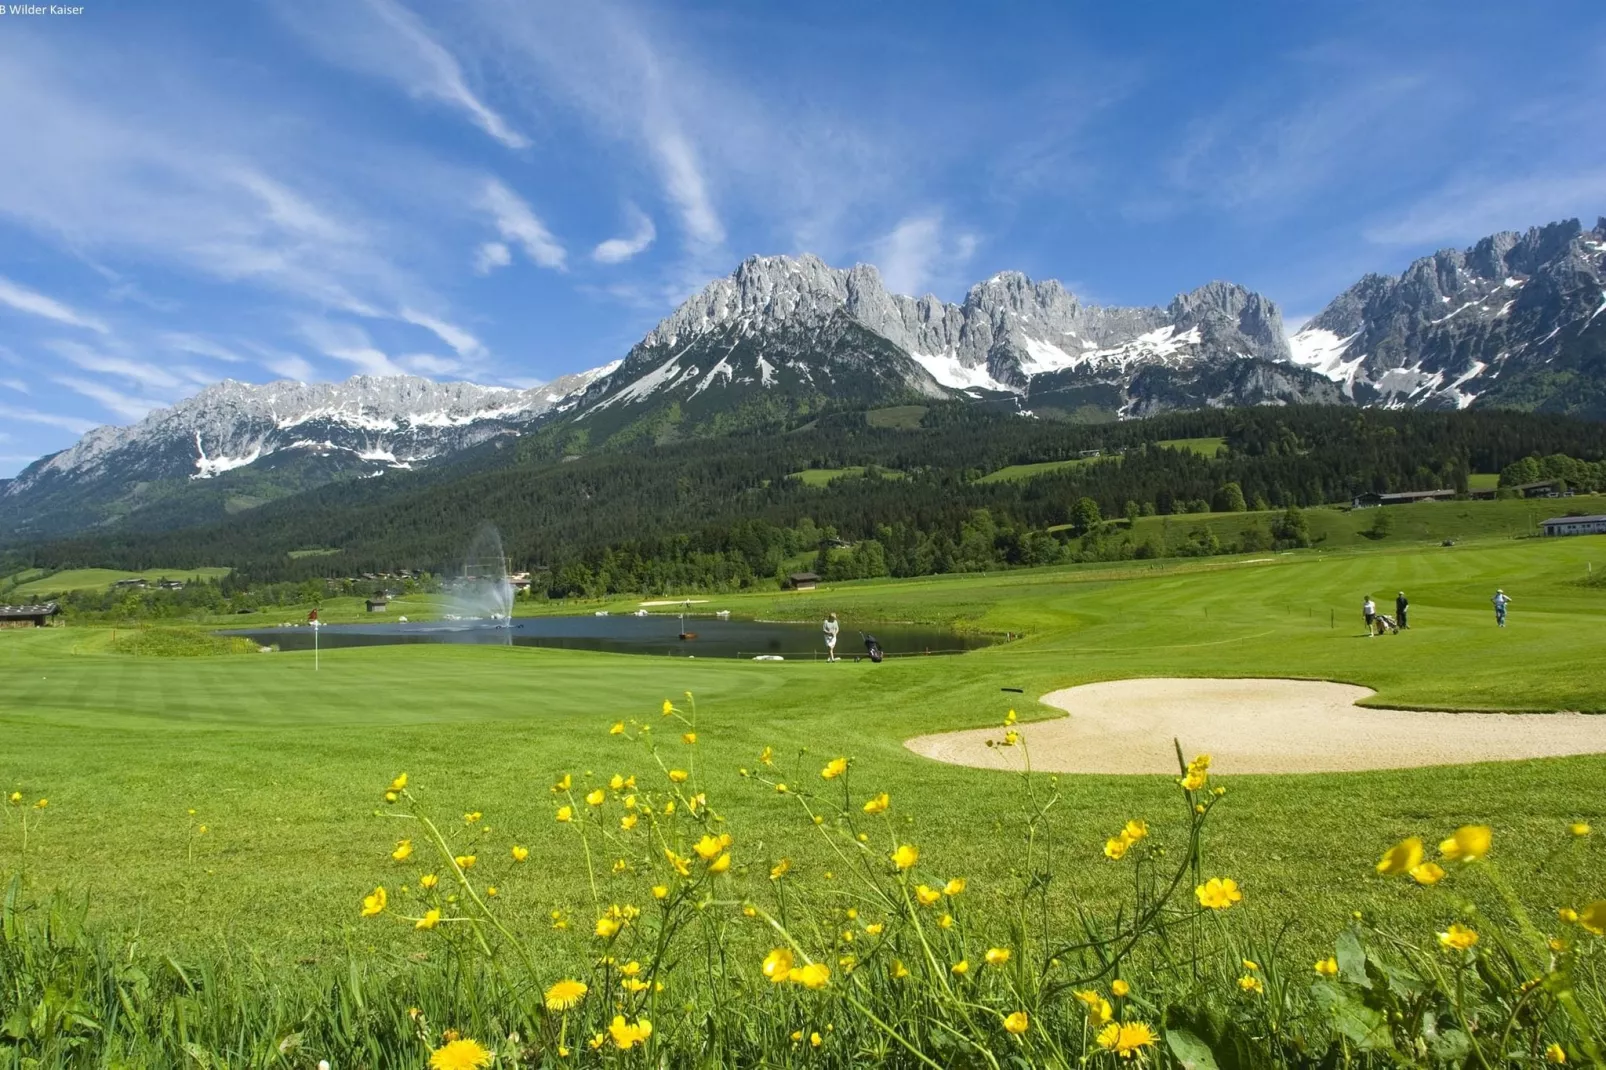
[49,340,188,391]
[593,204,657,263]
[299,319,407,377]
[478,179,567,270]
[0,403,98,435]
[162,333,247,364]
[1,378,28,394]
[870,214,978,297]
[399,308,486,359]
[279,0,527,149]
[51,377,169,423]
[1364,172,1606,246]
[0,276,109,333]
[474,241,513,275]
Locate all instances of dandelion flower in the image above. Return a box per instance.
[1410,862,1446,885]
[545,979,587,1011]
[1238,974,1264,994]
[1438,922,1479,951]
[1571,822,1591,837]
[892,844,919,870]
[595,916,622,939]
[416,908,441,931]
[770,858,791,881]
[428,1037,492,1070]
[1003,1011,1028,1035]
[420,873,438,889]
[1439,825,1492,863]
[392,840,413,862]
[1376,836,1423,876]
[389,773,408,792]
[951,959,969,975]
[863,793,890,815]
[556,806,573,823]
[1104,836,1129,860]
[360,886,387,917]
[821,757,848,780]
[1097,1021,1157,1058]
[986,947,1011,966]
[668,770,689,783]
[790,962,830,989]
[1578,900,1606,936]
[511,845,529,862]
[1314,957,1339,977]
[1195,877,1242,910]
[944,877,967,896]
[1547,1043,1568,1064]
[762,948,795,982]
[1111,979,1130,996]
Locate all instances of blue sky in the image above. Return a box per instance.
[2,0,1604,476]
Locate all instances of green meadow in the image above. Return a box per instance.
[4,531,1604,964]
[3,566,232,598]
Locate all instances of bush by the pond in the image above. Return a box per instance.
[3,699,1603,1068]
[107,627,264,657]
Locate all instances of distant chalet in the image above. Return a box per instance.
[365,597,390,613]
[0,602,61,627]
[787,572,820,591]
[1351,489,1458,508]
[1541,515,1606,537]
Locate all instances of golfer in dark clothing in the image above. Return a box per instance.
[1395,591,1409,629]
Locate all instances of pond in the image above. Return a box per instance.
[222,614,994,660]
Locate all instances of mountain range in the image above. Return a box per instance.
[3,215,1603,542]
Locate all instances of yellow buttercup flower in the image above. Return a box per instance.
[1238,974,1264,994]
[1558,907,1578,923]
[892,844,919,870]
[420,873,438,889]
[652,885,668,899]
[762,948,795,982]
[662,699,674,716]
[890,959,910,979]
[389,773,407,792]
[810,1032,823,1048]
[1122,819,1148,843]
[1546,1042,1567,1064]
[1104,836,1129,860]
[556,806,573,823]
[985,947,1011,966]
[608,1015,652,1050]
[360,886,387,917]
[863,792,890,815]
[915,884,941,906]
[595,916,622,939]
[1002,729,1019,747]
[937,913,954,929]
[1376,836,1423,876]
[759,745,774,765]
[1097,1021,1157,1058]
[665,850,691,877]
[821,757,848,779]
[7,792,20,804]
[609,721,625,735]
[34,799,48,809]
[511,845,529,862]
[428,1037,492,1070]
[554,773,571,791]
[682,732,697,744]
[485,886,498,897]
[1438,922,1479,950]
[1074,990,1112,1025]
[1195,877,1242,910]
[668,770,689,783]
[585,789,605,806]
[1410,862,1446,886]
[790,962,830,989]
[1241,959,1259,971]
[944,877,967,896]
[416,908,441,931]
[770,858,791,881]
[1314,957,1339,977]
[1578,900,1606,936]
[621,813,639,830]
[392,839,413,862]
[709,853,732,874]
[951,959,968,975]
[1439,825,1492,863]
[1570,822,1591,837]
[545,978,587,1011]
[621,978,648,993]
[1003,1011,1028,1035]
[1004,708,1017,725]
[865,922,884,935]
[454,855,476,870]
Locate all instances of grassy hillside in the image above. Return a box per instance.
[4,566,231,598]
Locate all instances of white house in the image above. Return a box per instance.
[1540,515,1606,537]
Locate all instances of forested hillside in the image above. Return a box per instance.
[7,404,1606,596]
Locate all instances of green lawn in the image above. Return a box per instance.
[976,456,1105,483]
[1155,436,1226,456]
[4,534,1604,964]
[5,566,231,597]
[788,466,905,486]
[1469,472,1501,491]
[864,404,928,429]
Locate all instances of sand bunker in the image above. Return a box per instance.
[906,678,1606,775]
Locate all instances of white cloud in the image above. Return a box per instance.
[871,214,978,297]
[266,354,318,382]
[650,127,723,247]
[1,378,28,394]
[279,0,527,149]
[162,333,246,363]
[50,377,168,423]
[299,319,407,376]
[0,276,109,333]
[0,405,98,434]
[1364,170,1606,246]
[49,340,186,391]
[398,353,462,376]
[474,241,513,274]
[478,179,567,269]
[399,308,486,359]
[593,204,657,263]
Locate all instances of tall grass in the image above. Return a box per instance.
[3,697,1604,1068]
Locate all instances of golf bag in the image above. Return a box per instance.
[1373,613,1399,635]
[862,633,884,663]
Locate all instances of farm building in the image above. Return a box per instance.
[365,597,390,612]
[1351,489,1458,508]
[0,602,61,627]
[787,572,820,591]
[1540,515,1606,537]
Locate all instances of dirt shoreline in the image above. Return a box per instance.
[905,678,1606,775]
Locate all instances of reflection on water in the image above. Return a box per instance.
[222,614,992,660]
